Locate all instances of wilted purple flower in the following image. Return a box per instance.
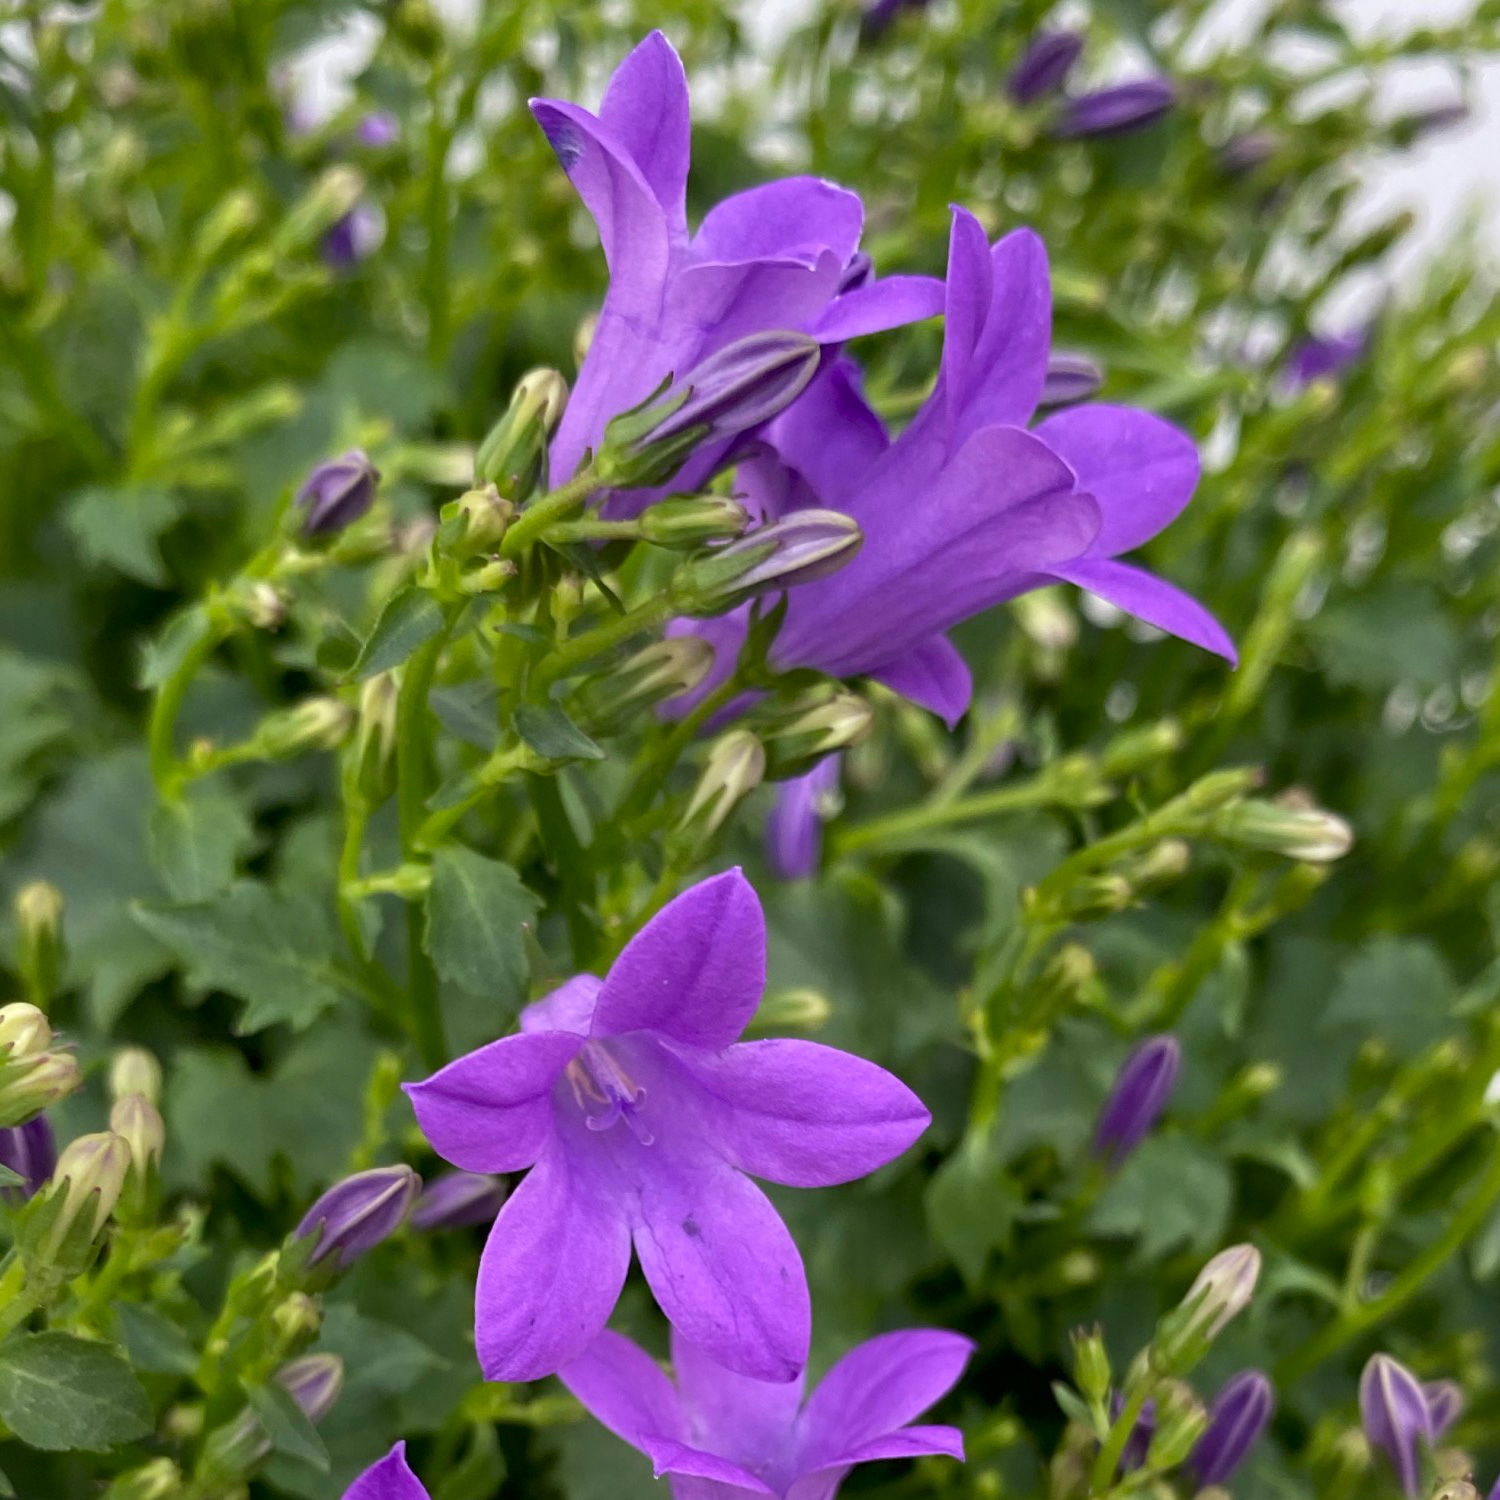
[860,0,933,42]
[1361,1353,1433,1498]
[1055,80,1177,139]
[532,33,942,508]
[406,870,929,1384]
[1286,329,1367,388]
[296,450,381,535]
[1009,31,1084,104]
[346,1442,429,1499]
[322,203,382,269]
[1092,1035,1180,1165]
[562,1325,970,1499]
[1190,1370,1274,1484]
[279,1353,345,1422]
[767,754,843,880]
[674,209,1232,727]
[356,111,399,147]
[1040,352,1103,409]
[293,1164,419,1270]
[0,1115,56,1201]
[411,1170,507,1231]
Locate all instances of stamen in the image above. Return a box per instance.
[567,1042,654,1146]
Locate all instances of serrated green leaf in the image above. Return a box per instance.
[513,703,604,763]
[352,585,446,679]
[149,788,255,901]
[1088,1136,1233,1261]
[114,1304,196,1377]
[64,484,182,585]
[245,1380,329,1471]
[0,1333,151,1451]
[425,847,538,1006]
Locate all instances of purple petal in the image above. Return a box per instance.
[692,178,863,268]
[593,870,765,1049]
[671,1327,805,1472]
[1423,1379,1463,1438]
[344,1442,430,1500]
[797,1330,973,1470]
[637,1437,776,1495]
[598,32,690,232]
[1055,79,1176,139]
[522,975,604,1036]
[1035,404,1200,557]
[474,1141,632,1381]
[868,634,973,727]
[667,252,847,351]
[404,1031,581,1174]
[765,758,842,881]
[1361,1354,1433,1500]
[558,1330,687,1451]
[806,275,945,343]
[1051,557,1237,662]
[809,1423,966,1472]
[680,1039,930,1186]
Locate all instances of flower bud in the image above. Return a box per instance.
[109,1047,163,1106]
[1361,1354,1433,1498]
[1071,1325,1111,1406]
[1092,1035,1180,1166]
[110,1094,165,1178]
[296,450,380,536]
[354,672,401,802]
[271,1292,322,1343]
[1008,30,1084,104]
[1221,131,1278,175]
[322,202,382,270]
[1423,1380,1463,1438]
[1039,353,1103,410]
[754,689,874,780]
[102,1458,183,1500]
[13,884,64,1006]
[765,755,843,882]
[22,1131,131,1274]
[279,1352,344,1421]
[411,1170,507,1231]
[235,581,289,631]
[1147,1379,1209,1469]
[436,485,516,557]
[678,730,766,843]
[0,1051,82,1129]
[0,1116,56,1201]
[1054,79,1177,139]
[250,697,355,758]
[574,311,598,367]
[638,494,751,548]
[1213,792,1353,862]
[598,332,821,489]
[0,1003,51,1061]
[356,110,399,148]
[290,1164,420,1274]
[749,987,833,1035]
[1190,1370,1274,1485]
[1154,1245,1260,1373]
[673,511,862,617]
[573,637,716,733]
[474,368,569,497]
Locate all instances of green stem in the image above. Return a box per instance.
[616,673,746,823]
[531,594,677,692]
[499,469,603,558]
[148,615,225,794]
[1090,1377,1155,1494]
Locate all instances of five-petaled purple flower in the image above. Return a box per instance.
[561,1325,970,1500]
[406,870,930,1384]
[1360,1353,1433,1498]
[345,1442,429,1499]
[676,208,1233,727]
[530,32,941,510]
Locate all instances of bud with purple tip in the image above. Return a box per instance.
[1286,330,1367,390]
[1009,31,1084,104]
[1361,1353,1433,1498]
[278,1353,345,1422]
[859,0,932,43]
[674,510,863,617]
[322,203,382,270]
[1055,79,1177,139]
[1092,1035,1180,1165]
[1040,352,1104,409]
[291,1164,419,1274]
[0,1116,55,1201]
[1154,1244,1261,1373]
[1221,131,1278,175]
[411,1170,507,1231]
[296,450,381,536]
[1423,1378,1463,1438]
[1190,1370,1274,1485]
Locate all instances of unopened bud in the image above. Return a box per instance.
[237,582,289,631]
[279,1352,344,1421]
[289,1164,420,1276]
[1181,767,1263,815]
[355,673,400,801]
[0,1116,56,1201]
[1008,28,1084,103]
[1361,1353,1432,1498]
[1054,78,1176,139]
[251,697,354,758]
[110,1094,165,1177]
[1039,353,1103,410]
[13,884,63,1007]
[436,484,516,557]
[1013,588,1079,651]
[1092,1035,1180,1167]
[1071,1325,1111,1405]
[674,510,862,617]
[1147,1380,1209,1469]
[0,1003,51,1061]
[639,494,751,548]
[754,688,874,780]
[23,1131,131,1273]
[271,1292,322,1343]
[574,312,598,367]
[296,450,380,537]
[678,730,765,843]
[1155,1245,1261,1371]
[1031,873,1133,922]
[1213,792,1353,862]
[1190,1370,1275,1486]
[475,369,568,498]
[109,1047,162,1106]
[573,637,717,732]
[598,332,821,489]
[411,1170,507,1231]
[749,987,833,1034]
[1124,838,1192,887]
[0,1051,82,1128]
[102,1458,183,1500]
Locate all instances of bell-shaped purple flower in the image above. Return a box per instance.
[1361,1353,1433,1498]
[1092,1035,1180,1165]
[1009,31,1084,104]
[411,1170,507,1231]
[531,33,943,509]
[296,450,381,536]
[561,1325,970,1500]
[293,1164,419,1270]
[1190,1370,1274,1484]
[406,870,930,1385]
[345,1442,430,1499]
[766,755,844,880]
[0,1115,56,1201]
[1055,79,1177,139]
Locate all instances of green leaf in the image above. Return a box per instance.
[0,1333,151,1451]
[64,484,182,585]
[137,606,213,690]
[351,585,446,679]
[132,881,362,1033]
[114,1304,196,1376]
[513,703,604,763]
[430,680,501,750]
[1088,1136,1233,1261]
[149,788,255,901]
[925,1138,1020,1290]
[425,848,539,1006]
[1323,936,1455,1055]
[245,1380,329,1471]
[0,649,75,824]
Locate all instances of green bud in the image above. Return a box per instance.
[13,884,64,1008]
[638,494,751,548]
[1100,719,1184,778]
[102,1458,184,1500]
[1179,767,1263,816]
[250,697,354,758]
[354,673,400,802]
[1029,873,1133,923]
[273,165,365,256]
[0,1051,82,1128]
[110,1094,165,1179]
[22,1131,132,1275]
[1070,1324,1111,1406]
[436,484,516,557]
[753,689,874,780]
[1013,588,1078,652]
[474,368,569,498]
[0,1003,52,1061]
[1145,1379,1208,1469]
[109,1047,163,1106]
[271,1291,322,1344]
[231,582,289,632]
[1152,1244,1260,1374]
[573,637,716,733]
[1212,793,1354,862]
[673,511,863,617]
[678,730,766,844]
[1121,838,1192,888]
[749,987,833,1034]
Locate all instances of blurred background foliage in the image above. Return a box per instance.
[5,0,1500,1497]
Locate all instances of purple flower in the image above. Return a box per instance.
[1009,32,1084,104]
[677,209,1232,727]
[296,450,381,535]
[1091,1035,1180,1165]
[323,204,382,269]
[766,756,843,880]
[1285,329,1367,388]
[406,869,930,1384]
[410,1170,507,1231]
[1190,1370,1274,1484]
[1220,131,1278,175]
[1422,1378,1463,1437]
[356,111,399,148]
[1055,80,1177,139]
[0,1116,56,1200]
[860,0,933,42]
[345,1443,429,1499]
[531,33,942,509]
[1361,1353,1433,1498]
[561,1325,970,1500]
[1040,352,1103,409]
[293,1164,419,1270]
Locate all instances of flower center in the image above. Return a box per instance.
[566,1042,654,1145]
